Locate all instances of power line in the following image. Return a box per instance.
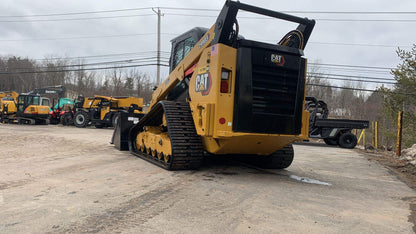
[1,11,415,23]
[307,83,416,96]
[0,33,154,42]
[309,72,395,81]
[2,7,416,18]
[164,13,416,22]
[0,33,179,42]
[280,11,416,15]
[0,63,169,75]
[3,57,170,71]
[309,75,396,85]
[0,7,154,18]
[0,14,154,23]
[308,41,412,48]
[2,30,410,50]
[31,51,171,61]
[316,19,416,22]
[309,62,393,70]
[307,83,380,92]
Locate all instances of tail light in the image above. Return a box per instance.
[220,70,231,93]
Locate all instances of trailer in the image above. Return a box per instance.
[306,97,369,148]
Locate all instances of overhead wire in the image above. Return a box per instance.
[306,84,416,96]
[308,75,396,85]
[2,7,416,18]
[0,63,169,75]
[2,57,170,71]
[308,72,395,81]
[0,7,154,18]
[0,10,413,23]
[31,51,171,61]
[0,14,155,23]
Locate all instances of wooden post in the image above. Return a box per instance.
[363,129,366,147]
[372,122,375,147]
[374,121,378,149]
[396,111,403,156]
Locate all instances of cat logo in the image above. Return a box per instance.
[271,54,285,66]
[195,72,212,96]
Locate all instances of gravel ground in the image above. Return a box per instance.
[1,124,415,233]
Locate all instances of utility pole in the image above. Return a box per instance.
[153,8,163,85]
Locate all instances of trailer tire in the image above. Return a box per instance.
[324,138,338,146]
[74,111,89,128]
[338,132,357,149]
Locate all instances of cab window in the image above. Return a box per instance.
[173,37,196,69]
[41,99,50,106]
[32,96,40,105]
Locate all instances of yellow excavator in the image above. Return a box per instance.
[118,0,315,170]
[1,91,50,124]
[0,91,19,122]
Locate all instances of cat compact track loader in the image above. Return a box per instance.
[121,0,315,170]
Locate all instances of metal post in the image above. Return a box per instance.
[396,111,403,156]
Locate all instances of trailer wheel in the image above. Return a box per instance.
[74,111,89,128]
[256,144,294,169]
[324,138,338,146]
[338,132,357,149]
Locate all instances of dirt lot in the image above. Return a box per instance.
[1,124,416,233]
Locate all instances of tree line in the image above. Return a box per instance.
[0,56,155,103]
[307,45,416,149]
[1,45,415,149]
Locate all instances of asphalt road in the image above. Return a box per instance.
[1,124,415,233]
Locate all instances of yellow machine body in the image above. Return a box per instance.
[147,30,309,156]
[74,95,144,128]
[126,0,315,170]
[81,95,143,120]
[187,44,308,155]
[0,91,18,115]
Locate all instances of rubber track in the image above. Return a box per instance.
[129,101,203,170]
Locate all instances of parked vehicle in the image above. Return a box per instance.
[305,97,369,148]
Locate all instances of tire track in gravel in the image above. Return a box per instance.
[52,172,198,233]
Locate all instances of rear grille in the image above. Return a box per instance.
[233,42,305,135]
[252,65,298,116]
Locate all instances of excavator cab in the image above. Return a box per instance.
[15,93,50,124]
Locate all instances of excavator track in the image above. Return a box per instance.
[128,101,203,170]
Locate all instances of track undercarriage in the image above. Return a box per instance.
[129,101,204,170]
